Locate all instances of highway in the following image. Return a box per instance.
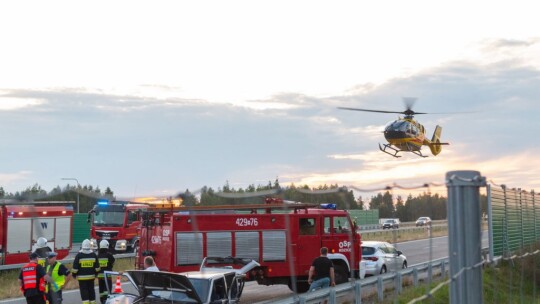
[0,233,489,304]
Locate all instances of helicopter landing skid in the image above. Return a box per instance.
[379,143,402,158]
[379,143,428,158]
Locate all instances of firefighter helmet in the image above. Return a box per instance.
[90,239,98,250]
[36,237,48,248]
[82,239,91,250]
[99,240,109,249]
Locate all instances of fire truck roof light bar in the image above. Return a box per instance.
[320,203,337,210]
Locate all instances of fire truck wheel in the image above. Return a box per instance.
[333,264,349,284]
[288,280,310,293]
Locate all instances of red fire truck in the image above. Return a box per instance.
[137,201,362,292]
[88,198,181,253]
[0,201,74,265]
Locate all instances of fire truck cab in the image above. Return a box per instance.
[88,201,151,253]
[0,201,74,265]
[138,201,362,292]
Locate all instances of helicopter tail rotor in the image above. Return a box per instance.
[428,125,446,156]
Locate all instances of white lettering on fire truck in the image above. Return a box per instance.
[162,229,170,241]
[235,218,259,227]
[338,240,352,253]
[151,235,162,244]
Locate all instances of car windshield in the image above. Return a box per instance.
[362,247,375,255]
[384,220,394,223]
[149,290,198,303]
[187,278,210,303]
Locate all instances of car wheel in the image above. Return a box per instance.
[380,265,387,274]
[402,261,407,269]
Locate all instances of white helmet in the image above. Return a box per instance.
[82,239,91,250]
[99,240,109,249]
[36,237,48,248]
[90,239,98,250]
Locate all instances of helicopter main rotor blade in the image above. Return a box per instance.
[337,107,405,114]
[337,107,428,115]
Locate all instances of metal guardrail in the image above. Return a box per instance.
[273,258,450,304]
[0,253,135,272]
[274,247,490,304]
[358,219,448,230]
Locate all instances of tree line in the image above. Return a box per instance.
[1,181,487,220]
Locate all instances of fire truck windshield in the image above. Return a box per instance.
[93,205,126,227]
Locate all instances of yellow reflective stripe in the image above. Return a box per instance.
[99,258,109,268]
[76,275,96,280]
[80,258,95,268]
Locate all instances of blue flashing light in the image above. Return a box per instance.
[320,203,337,210]
[97,200,109,206]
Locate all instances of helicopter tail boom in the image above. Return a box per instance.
[428,125,449,156]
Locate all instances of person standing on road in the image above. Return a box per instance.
[97,240,115,304]
[143,256,159,271]
[307,247,336,291]
[72,239,100,304]
[45,252,72,304]
[34,237,52,268]
[19,252,57,304]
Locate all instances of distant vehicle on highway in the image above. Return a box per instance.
[361,241,407,275]
[382,219,399,229]
[415,217,432,226]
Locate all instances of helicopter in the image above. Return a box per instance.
[338,98,449,158]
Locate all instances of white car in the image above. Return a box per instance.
[105,257,259,304]
[415,217,432,226]
[361,241,407,276]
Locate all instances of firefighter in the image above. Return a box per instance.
[34,237,52,267]
[72,239,100,304]
[19,252,57,304]
[45,252,72,304]
[97,240,115,304]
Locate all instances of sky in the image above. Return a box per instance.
[1,1,539,200]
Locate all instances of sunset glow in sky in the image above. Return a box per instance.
[1,0,539,199]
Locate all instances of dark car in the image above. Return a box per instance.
[382,219,399,229]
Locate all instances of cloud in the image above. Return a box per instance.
[0,38,539,196]
[0,171,34,189]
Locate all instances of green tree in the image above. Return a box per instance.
[369,191,395,218]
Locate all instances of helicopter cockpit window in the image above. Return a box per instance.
[385,120,409,132]
[411,124,418,135]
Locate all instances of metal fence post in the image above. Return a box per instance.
[355,280,362,304]
[446,170,486,304]
[377,276,384,301]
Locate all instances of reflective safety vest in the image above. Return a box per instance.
[45,262,65,292]
[72,252,100,281]
[21,262,45,292]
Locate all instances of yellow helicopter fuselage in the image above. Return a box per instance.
[382,118,445,157]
